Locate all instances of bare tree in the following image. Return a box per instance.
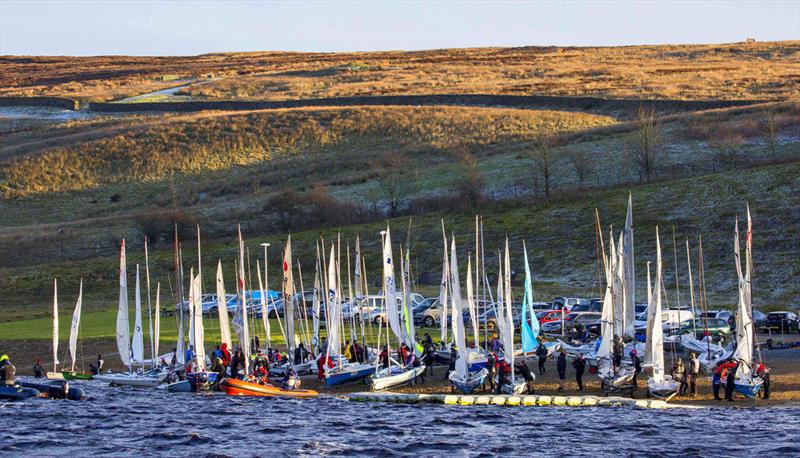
[455,150,484,208]
[531,133,559,197]
[712,131,744,169]
[569,149,593,189]
[764,108,778,157]
[374,150,413,217]
[629,105,661,182]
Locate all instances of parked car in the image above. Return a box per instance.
[635,307,694,335]
[552,297,588,312]
[700,310,734,323]
[536,309,565,325]
[419,299,447,327]
[764,311,800,333]
[528,302,553,312]
[571,300,601,313]
[728,309,768,330]
[540,312,600,334]
[476,306,522,331]
[369,297,408,325]
[672,317,731,339]
[752,309,767,329]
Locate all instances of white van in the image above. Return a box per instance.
[635,307,694,333]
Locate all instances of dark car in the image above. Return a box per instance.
[764,311,800,333]
[729,309,767,330]
[571,300,602,313]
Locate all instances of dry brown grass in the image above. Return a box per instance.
[0,106,614,197]
[2,42,799,102]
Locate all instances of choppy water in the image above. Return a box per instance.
[2,381,798,457]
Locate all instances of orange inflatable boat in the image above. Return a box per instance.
[219,378,319,398]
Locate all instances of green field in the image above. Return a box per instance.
[0,308,443,349]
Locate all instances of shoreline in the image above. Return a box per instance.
[5,337,797,407]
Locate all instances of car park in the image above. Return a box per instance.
[764,311,800,333]
[672,317,731,339]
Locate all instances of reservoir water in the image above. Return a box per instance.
[2,382,798,456]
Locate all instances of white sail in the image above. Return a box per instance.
[449,237,468,378]
[256,260,270,348]
[237,226,250,374]
[154,282,161,361]
[144,237,155,367]
[644,262,654,366]
[68,279,83,371]
[312,270,321,349]
[326,245,341,359]
[623,193,636,338]
[611,231,626,337]
[116,240,131,368]
[52,278,59,371]
[283,236,296,354]
[190,270,206,371]
[466,257,479,348]
[597,247,615,378]
[216,261,232,350]
[382,227,403,343]
[650,229,666,384]
[438,224,449,344]
[503,238,514,373]
[354,235,363,299]
[400,247,416,350]
[734,211,755,382]
[132,265,145,365]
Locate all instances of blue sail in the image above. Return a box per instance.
[521,244,539,353]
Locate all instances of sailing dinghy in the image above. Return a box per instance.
[369,227,426,390]
[324,243,375,386]
[94,241,166,388]
[498,239,527,395]
[646,229,679,400]
[732,209,763,399]
[447,237,488,393]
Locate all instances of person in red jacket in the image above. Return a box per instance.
[220,342,231,367]
[755,359,771,400]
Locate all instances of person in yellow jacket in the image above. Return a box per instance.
[344,341,354,362]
